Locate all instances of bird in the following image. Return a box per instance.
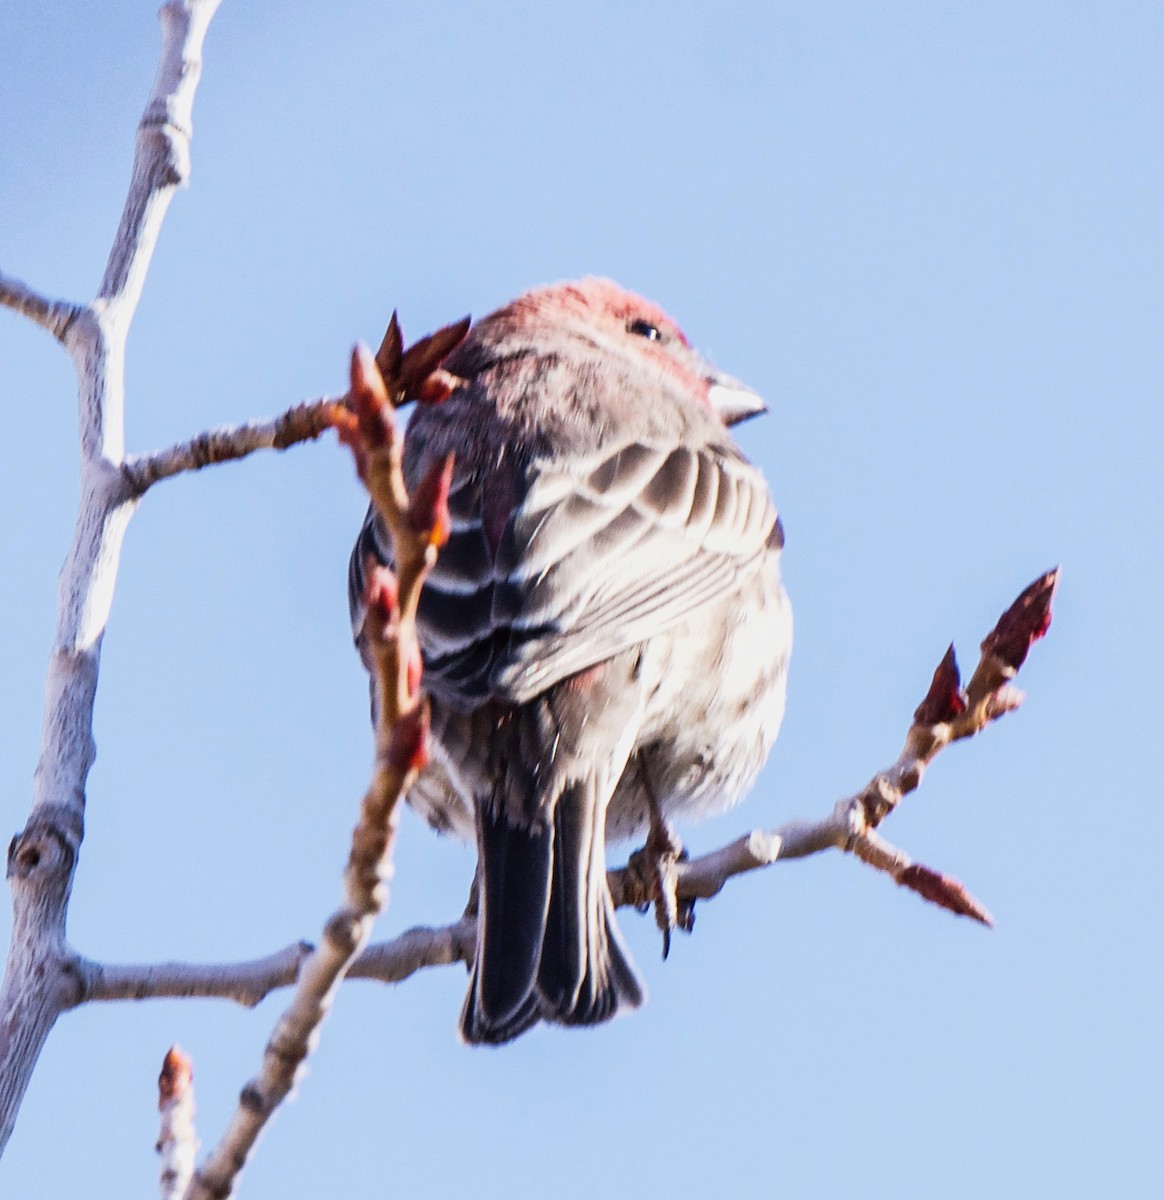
[348,277,791,1044]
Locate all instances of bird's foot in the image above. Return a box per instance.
[626,818,694,960]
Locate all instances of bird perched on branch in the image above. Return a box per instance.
[349,278,791,1044]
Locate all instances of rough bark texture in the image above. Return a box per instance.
[0,0,223,1155]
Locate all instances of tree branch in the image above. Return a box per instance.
[98,1,222,312]
[78,944,313,1009]
[348,918,476,983]
[187,344,455,1200]
[0,270,80,341]
[613,568,1059,925]
[70,922,475,1010]
[122,398,342,494]
[0,0,223,1157]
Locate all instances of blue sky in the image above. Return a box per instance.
[1,3,1161,1196]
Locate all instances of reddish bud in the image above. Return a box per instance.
[387,703,430,775]
[362,560,399,647]
[414,368,465,404]
[375,311,404,386]
[913,644,967,726]
[898,863,994,927]
[348,343,395,448]
[158,1045,193,1106]
[398,316,471,399]
[407,454,455,549]
[981,567,1059,670]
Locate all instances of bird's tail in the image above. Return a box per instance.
[460,777,644,1045]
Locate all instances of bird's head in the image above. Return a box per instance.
[458,278,765,427]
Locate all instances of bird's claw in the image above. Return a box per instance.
[627,819,693,960]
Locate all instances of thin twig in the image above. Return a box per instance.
[613,568,1060,925]
[123,399,341,494]
[187,342,458,1200]
[98,1,223,310]
[78,944,313,1008]
[0,270,80,341]
[157,1046,198,1200]
[71,922,474,1010]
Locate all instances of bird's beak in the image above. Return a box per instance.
[707,372,767,426]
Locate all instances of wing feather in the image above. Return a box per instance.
[351,434,781,710]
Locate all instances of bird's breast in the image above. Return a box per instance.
[605,559,791,840]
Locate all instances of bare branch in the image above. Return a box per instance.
[612,569,1059,926]
[157,1046,198,1200]
[187,346,447,1200]
[78,943,313,1009]
[347,919,475,982]
[0,270,80,341]
[71,923,473,1010]
[0,0,223,1155]
[123,398,341,495]
[99,0,223,311]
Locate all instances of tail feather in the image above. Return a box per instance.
[459,962,542,1045]
[466,802,552,1037]
[460,778,644,1045]
[538,779,644,1024]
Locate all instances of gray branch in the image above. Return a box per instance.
[0,271,80,341]
[123,398,339,495]
[78,943,313,1008]
[72,921,475,1010]
[0,0,224,1157]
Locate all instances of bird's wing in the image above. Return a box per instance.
[382,435,781,709]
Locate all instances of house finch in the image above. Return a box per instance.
[349,278,791,1043]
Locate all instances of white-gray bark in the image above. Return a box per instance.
[0,0,224,1155]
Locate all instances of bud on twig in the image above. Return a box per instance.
[157,1044,197,1200]
[375,311,404,389]
[157,1045,193,1107]
[897,863,994,927]
[376,313,471,405]
[362,560,400,640]
[332,344,398,481]
[914,644,967,726]
[397,316,471,400]
[981,567,1059,670]
[349,344,394,446]
[406,640,423,699]
[413,368,465,404]
[406,454,455,549]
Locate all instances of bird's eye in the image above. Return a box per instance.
[627,318,661,341]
